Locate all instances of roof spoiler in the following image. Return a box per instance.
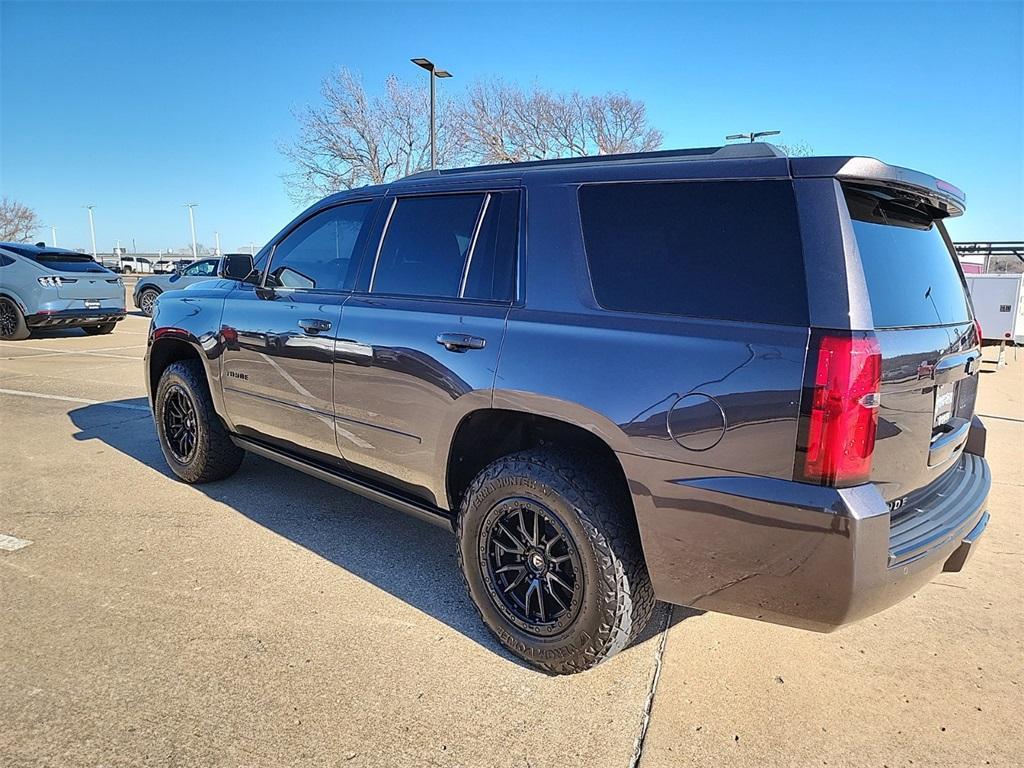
[791,156,966,217]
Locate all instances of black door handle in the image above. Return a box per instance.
[436,332,486,352]
[298,318,332,335]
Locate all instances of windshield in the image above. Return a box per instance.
[844,185,971,329]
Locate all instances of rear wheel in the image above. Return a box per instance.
[0,297,30,340]
[457,449,655,675]
[138,288,159,317]
[155,359,244,483]
[82,322,117,335]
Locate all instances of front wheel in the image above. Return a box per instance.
[82,322,117,335]
[457,449,655,675]
[0,297,30,340]
[154,359,244,483]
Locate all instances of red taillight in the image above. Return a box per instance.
[797,331,882,487]
[974,317,983,344]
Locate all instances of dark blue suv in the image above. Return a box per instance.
[145,144,991,674]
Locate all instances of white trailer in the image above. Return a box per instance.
[965,274,1024,344]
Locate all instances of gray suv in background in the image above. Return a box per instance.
[0,243,126,339]
[133,257,221,316]
[145,144,991,674]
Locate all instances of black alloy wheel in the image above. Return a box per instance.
[0,297,29,340]
[0,299,17,337]
[480,497,584,636]
[162,384,198,463]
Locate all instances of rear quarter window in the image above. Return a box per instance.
[578,180,808,325]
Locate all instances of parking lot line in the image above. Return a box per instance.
[0,345,144,361]
[0,388,150,411]
[0,534,33,552]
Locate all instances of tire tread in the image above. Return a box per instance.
[456,448,655,675]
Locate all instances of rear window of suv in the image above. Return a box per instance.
[22,249,109,273]
[843,185,971,328]
[578,180,807,325]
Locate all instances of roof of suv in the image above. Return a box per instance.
[312,143,965,218]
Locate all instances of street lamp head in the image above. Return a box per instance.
[411,58,434,71]
[755,130,781,138]
[725,134,747,141]
[434,70,453,78]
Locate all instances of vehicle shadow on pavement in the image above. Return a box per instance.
[68,398,694,671]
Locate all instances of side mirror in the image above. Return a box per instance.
[219,254,255,282]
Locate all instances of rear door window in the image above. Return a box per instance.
[843,185,970,328]
[578,180,807,325]
[371,194,485,298]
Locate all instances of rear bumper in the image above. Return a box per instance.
[621,447,991,632]
[26,308,127,328]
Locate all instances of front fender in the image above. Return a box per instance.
[147,291,229,422]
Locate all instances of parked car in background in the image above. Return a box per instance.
[0,243,126,339]
[118,255,154,274]
[133,257,221,316]
[153,259,184,274]
[145,145,990,674]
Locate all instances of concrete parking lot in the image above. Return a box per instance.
[2,295,1022,767]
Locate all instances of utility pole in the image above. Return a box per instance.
[214,231,221,257]
[726,130,781,143]
[411,58,453,170]
[50,225,58,247]
[184,203,199,259]
[249,241,256,256]
[83,205,97,258]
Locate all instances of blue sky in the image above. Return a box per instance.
[1,1,1021,252]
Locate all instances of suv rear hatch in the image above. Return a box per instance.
[843,182,981,502]
[32,252,124,302]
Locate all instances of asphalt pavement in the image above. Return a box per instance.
[1,307,1021,767]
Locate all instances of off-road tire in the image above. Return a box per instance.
[82,322,117,335]
[138,288,159,317]
[457,448,655,675]
[155,359,244,483]
[0,297,30,340]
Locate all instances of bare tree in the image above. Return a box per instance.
[281,68,467,203]
[775,140,814,157]
[460,81,662,162]
[282,70,665,201]
[0,197,42,242]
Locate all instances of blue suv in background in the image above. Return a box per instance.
[0,243,126,339]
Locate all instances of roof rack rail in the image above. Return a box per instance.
[399,143,785,181]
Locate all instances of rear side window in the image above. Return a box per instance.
[578,180,808,325]
[844,185,970,328]
[266,201,374,291]
[372,194,484,298]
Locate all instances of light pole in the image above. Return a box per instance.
[726,130,781,143]
[184,203,199,259]
[214,231,221,257]
[83,205,97,258]
[249,242,256,256]
[50,225,58,247]
[411,58,453,170]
